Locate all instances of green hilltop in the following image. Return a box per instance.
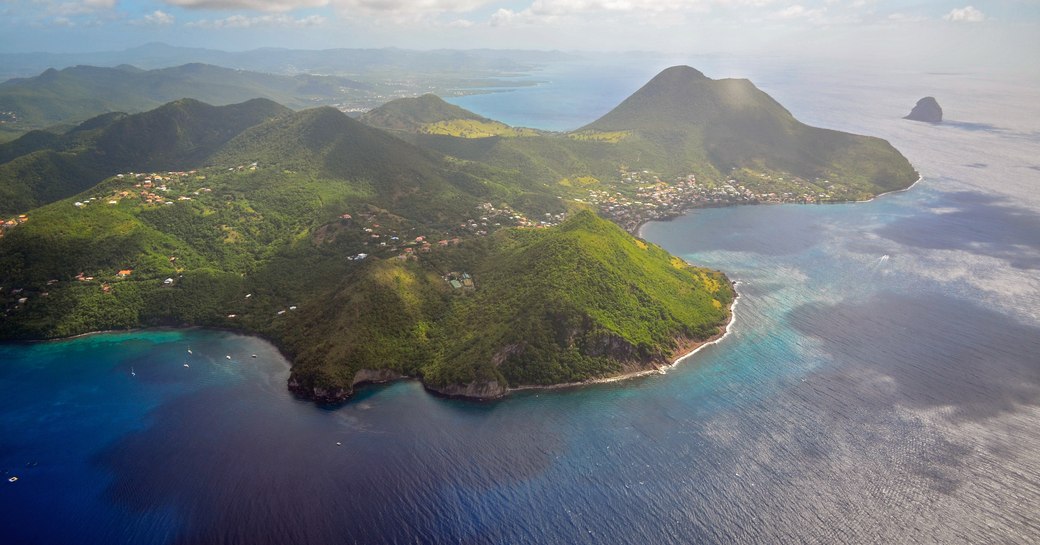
[360,94,488,131]
[285,210,733,400]
[580,65,916,193]
[362,94,542,138]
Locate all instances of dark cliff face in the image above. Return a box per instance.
[905,97,943,123]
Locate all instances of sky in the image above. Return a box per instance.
[0,1,1037,71]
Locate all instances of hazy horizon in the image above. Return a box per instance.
[1,1,1038,76]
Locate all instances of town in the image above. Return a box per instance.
[581,168,855,233]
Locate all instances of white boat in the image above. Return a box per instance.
[187,349,192,354]
[183,363,190,368]
[226,355,232,360]
[131,367,136,377]
[251,354,257,358]
[8,477,17,482]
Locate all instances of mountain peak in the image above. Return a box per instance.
[579,65,765,132]
[653,65,708,81]
[361,94,486,132]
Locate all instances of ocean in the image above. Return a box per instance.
[1,56,1038,544]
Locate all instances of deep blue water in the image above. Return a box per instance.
[2,61,1039,544]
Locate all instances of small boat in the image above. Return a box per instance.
[131,367,136,377]
[251,354,257,358]
[187,349,192,355]
[226,355,232,360]
[183,363,190,368]
[8,477,17,483]
[336,442,342,446]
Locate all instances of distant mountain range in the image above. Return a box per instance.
[0,63,372,132]
[0,65,916,402]
[0,42,570,80]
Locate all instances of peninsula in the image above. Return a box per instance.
[0,66,916,402]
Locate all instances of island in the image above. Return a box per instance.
[0,66,917,402]
[904,97,943,123]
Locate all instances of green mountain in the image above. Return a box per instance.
[0,63,369,132]
[362,94,541,138]
[0,98,290,213]
[286,210,733,400]
[579,65,917,193]
[360,94,486,131]
[0,97,733,403]
[366,68,917,203]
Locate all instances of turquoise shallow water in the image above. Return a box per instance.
[2,61,1039,544]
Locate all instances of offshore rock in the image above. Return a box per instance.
[904,97,943,123]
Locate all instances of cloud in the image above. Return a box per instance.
[487,0,885,28]
[165,0,329,12]
[165,0,491,15]
[186,13,327,27]
[138,9,175,25]
[943,5,985,23]
[47,0,118,16]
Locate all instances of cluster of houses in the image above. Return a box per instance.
[465,202,565,232]
[445,272,475,291]
[73,171,217,209]
[581,169,844,233]
[0,214,28,237]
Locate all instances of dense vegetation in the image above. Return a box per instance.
[0,98,290,214]
[0,64,919,401]
[281,211,733,398]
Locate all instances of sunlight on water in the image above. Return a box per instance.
[2,61,1038,544]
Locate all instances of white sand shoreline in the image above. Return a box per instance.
[508,280,741,394]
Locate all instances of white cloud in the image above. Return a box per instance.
[165,0,329,12]
[166,0,491,15]
[48,0,117,16]
[187,13,327,27]
[139,9,175,25]
[943,5,985,23]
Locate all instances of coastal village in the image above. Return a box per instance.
[578,168,853,233]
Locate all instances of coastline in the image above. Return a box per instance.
[507,280,740,395]
[4,281,740,404]
[635,171,924,239]
[855,173,925,203]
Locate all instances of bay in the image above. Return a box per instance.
[2,58,1038,544]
